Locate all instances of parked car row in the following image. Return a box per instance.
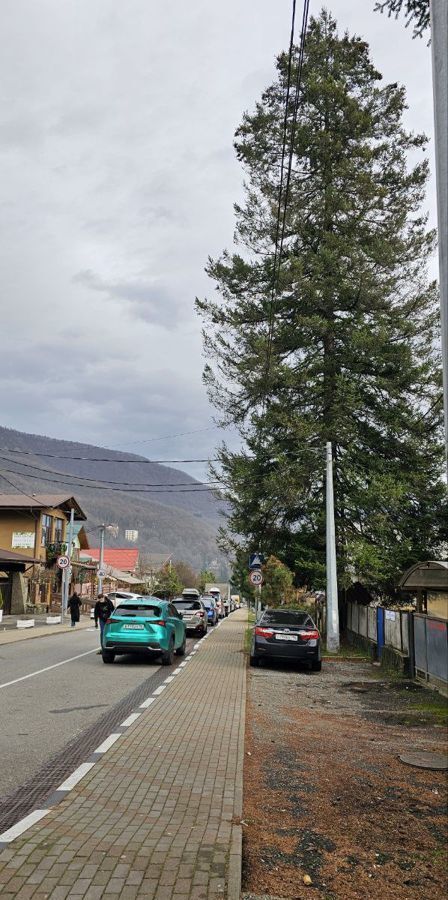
[97,588,231,665]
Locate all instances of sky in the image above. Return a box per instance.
[0,0,436,480]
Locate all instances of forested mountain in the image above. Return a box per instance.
[0,426,225,571]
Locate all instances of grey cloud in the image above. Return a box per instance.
[0,0,437,470]
[73,269,183,329]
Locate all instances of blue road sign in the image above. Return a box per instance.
[249,552,264,569]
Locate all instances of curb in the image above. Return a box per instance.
[0,619,92,646]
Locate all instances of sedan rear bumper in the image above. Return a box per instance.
[254,638,320,661]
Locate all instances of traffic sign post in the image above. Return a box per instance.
[57,555,70,569]
[249,552,264,569]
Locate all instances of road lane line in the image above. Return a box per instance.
[0,809,49,844]
[56,762,95,792]
[0,648,99,690]
[139,697,156,708]
[164,676,175,683]
[153,685,166,695]
[94,733,122,754]
[120,712,141,727]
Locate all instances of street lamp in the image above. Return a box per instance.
[98,523,119,594]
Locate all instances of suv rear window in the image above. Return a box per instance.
[173,600,202,610]
[115,604,162,617]
[261,610,313,626]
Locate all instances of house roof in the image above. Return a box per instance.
[0,494,86,520]
[0,548,42,565]
[80,548,139,572]
[144,553,172,571]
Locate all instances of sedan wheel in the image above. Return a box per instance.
[250,654,260,667]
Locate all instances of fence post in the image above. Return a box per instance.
[408,613,415,679]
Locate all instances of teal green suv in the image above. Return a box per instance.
[102,597,186,665]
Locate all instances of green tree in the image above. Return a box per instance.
[374,1,429,38]
[261,556,294,607]
[172,560,198,589]
[197,11,446,597]
[198,569,216,593]
[154,564,182,600]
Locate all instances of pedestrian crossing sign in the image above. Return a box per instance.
[249,552,264,569]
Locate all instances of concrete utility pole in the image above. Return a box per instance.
[326,442,340,652]
[98,524,105,595]
[430,0,448,471]
[61,507,75,621]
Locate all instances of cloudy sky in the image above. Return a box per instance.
[0,0,435,478]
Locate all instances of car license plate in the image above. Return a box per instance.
[275,633,297,641]
[123,623,144,630]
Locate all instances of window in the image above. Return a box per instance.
[115,604,162,617]
[173,600,201,611]
[261,611,313,627]
[54,518,64,543]
[41,515,52,547]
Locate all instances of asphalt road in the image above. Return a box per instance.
[0,627,193,799]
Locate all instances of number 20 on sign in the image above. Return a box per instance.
[249,570,263,586]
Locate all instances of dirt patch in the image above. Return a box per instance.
[243,659,447,899]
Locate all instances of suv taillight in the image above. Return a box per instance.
[255,626,274,638]
[155,619,166,627]
[299,629,319,640]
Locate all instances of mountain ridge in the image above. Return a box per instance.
[0,426,226,571]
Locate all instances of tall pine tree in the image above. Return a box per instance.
[196,11,446,596]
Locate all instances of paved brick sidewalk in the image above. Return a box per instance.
[0,610,248,899]
[0,617,92,645]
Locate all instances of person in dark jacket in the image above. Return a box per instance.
[94,593,114,647]
[67,591,82,627]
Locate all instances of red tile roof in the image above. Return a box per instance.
[81,548,139,572]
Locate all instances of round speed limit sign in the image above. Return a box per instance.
[249,570,263,586]
[57,555,70,569]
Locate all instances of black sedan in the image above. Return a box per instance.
[250,608,322,670]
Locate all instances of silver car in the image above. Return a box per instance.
[172,597,208,636]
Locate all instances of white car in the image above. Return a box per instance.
[90,591,144,619]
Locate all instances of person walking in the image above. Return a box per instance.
[67,590,82,627]
[94,593,114,651]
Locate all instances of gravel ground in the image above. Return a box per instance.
[243,657,447,900]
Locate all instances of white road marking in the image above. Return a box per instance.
[164,676,175,683]
[94,733,121,754]
[172,667,182,675]
[56,762,95,792]
[179,661,188,668]
[153,685,166,695]
[140,697,156,709]
[0,649,98,690]
[120,712,141,727]
[0,809,49,844]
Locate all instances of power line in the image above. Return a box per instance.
[0,448,211,464]
[264,0,310,387]
[110,425,218,447]
[0,467,219,494]
[0,454,221,488]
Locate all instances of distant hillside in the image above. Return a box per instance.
[0,426,227,571]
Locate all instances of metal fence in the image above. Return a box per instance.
[346,601,447,692]
[347,602,409,655]
[413,614,448,691]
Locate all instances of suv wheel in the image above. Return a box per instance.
[161,640,175,666]
[102,650,115,664]
[176,635,186,656]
